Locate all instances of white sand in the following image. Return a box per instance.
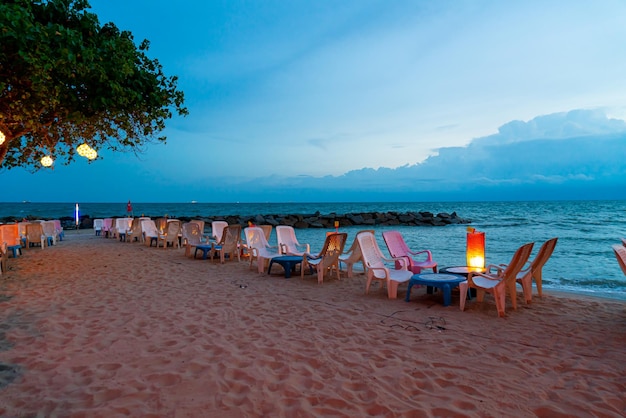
[0,231,624,417]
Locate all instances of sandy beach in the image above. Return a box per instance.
[0,231,624,417]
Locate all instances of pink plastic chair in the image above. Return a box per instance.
[102,218,113,238]
[382,230,437,274]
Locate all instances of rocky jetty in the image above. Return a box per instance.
[64,210,471,230]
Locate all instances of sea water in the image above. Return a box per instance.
[1,200,625,300]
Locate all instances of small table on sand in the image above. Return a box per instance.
[405,273,467,307]
[194,244,213,260]
[268,255,304,278]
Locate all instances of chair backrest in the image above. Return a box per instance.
[613,244,626,276]
[115,218,133,233]
[276,225,309,255]
[93,219,104,231]
[17,221,29,238]
[244,226,270,251]
[25,223,44,241]
[166,220,181,237]
[318,232,347,258]
[342,230,375,261]
[154,218,168,233]
[182,222,203,245]
[212,221,229,242]
[0,224,20,246]
[530,237,558,272]
[357,231,387,270]
[190,220,205,235]
[102,218,113,232]
[53,219,63,235]
[503,242,535,280]
[141,219,159,237]
[41,220,57,237]
[219,224,242,251]
[382,230,409,259]
[259,225,273,242]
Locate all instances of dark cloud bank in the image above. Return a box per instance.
[201,109,626,202]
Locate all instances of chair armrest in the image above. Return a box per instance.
[295,243,310,253]
[468,271,502,282]
[485,263,505,275]
[407,249,433,259]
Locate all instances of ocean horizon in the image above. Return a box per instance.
[2,199,625,301]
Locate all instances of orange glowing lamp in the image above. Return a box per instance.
[466,228,485,269]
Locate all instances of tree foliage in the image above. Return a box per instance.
[0,0,187,169]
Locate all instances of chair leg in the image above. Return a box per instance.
[387,280,399,299]
[494,285,506,317]
[520,272,533,304]
[459,281,468,311]
[506,280,518,311]
[317,267,324,284]
[535,270,543,298]
[365,274,373,295]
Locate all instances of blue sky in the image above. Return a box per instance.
[2,0,626,202]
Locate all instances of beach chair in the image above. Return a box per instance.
[0,224,22,257]
[126,218,143,243]
[157,220,181,249]
[462,242,534,317]
[53,219,64,241]
[358,231,412,299]
[25,223,46,249]
[613,244,626,276]
[244,226,281,273]
[382,230,437,274]
[182,222,204,257]
[93,219,104,236]
[212,224,242,263]
[211,221,229,243]
[516,237,558,302]
[102,218,113,238]
[339,230,374,278]
[41,220,58,246]
[276,225,310,256]
[301,232,347,284]
[141,219,159,247]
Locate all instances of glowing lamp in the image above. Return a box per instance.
[0,130,5,145]
[40,155,54,167]
[77,143,98,160]
[466,228,485,269]
[334,220,339,232]
[77,143,90,156]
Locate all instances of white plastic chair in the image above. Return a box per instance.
[141,219,159,247]
[358,231,412,299]
[93,219,104,236]
[244,226,281,273]
[276,225,310,256]
[211,221,229,243]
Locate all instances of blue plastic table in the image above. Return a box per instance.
[268,255,304,278]
[405,273,466,307]
[194,244,213,260]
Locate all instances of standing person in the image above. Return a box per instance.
[127,200,133,217]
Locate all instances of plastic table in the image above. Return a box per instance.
[405,273,466,307]
[268,255,304,278]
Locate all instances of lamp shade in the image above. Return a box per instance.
[466,230,485,269]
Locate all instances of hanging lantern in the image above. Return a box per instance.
[466,228,485,269]
[41,155,54,167]
[77,143,90,157]
[77,143,98,160]
[85,147,98,160]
